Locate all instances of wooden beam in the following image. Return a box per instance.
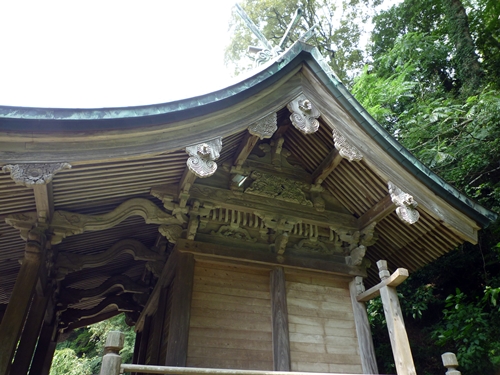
[312,149,342,185]
[234,133,260,168]
[136,251,179,332]
[165,253,195,366]
[349,277,378,374]
[357,194,396,230]
[10,289,50,375]
[0,229,45,375]
[179,168,197,196]
[175,239,366,277]
[270,267,291,371]
[357,267,409,302]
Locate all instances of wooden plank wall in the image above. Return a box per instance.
[285,270,363,374]
[186,261,273,370]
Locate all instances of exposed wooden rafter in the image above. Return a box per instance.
[312,148,342,185]
[357,194,395,230]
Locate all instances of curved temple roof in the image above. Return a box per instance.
[0,41,496,329]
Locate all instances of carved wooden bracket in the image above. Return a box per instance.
[6,198,182,244]
[185,137,223,178]
[388,182,420,224]
[248,112,278,139]
[287,94,320,134]
[158,224,184,244]
[347,245,366,266]
[56,238,166,279]
[332,128,363,161]
[2,163,71,187]
[59,274,150,306]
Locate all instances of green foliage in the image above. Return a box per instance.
[225,0,381,85]
[50,314,135,375]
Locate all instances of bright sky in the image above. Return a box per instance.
[0,1,237,108]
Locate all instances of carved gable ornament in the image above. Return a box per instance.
[331,128,363,161]
[287,94,320,135]
[248,112,277,139]
[388,181,420,224]
[185,137,223,178]
[3,163,71,187]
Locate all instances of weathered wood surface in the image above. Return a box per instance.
[349,278,378,374]
[149,286,168,365]
[357,194,395,230]
[166,253,195,366]
[376,261,416,375]
[270,268,291,371]
[28,320,58,375]
[285,271,363,374]
[0,230,45,375]
[175,239,366,278]
[234,133,260,168]
[357,267,409,302]
[187,261,273,370]
[312,149,342,185]
[99,331,124,375]
[10,290,50,375]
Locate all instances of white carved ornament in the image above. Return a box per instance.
[185,137,223,178]
[331,128,363,161]
[2,163,71,187]
[388,181,420,224]
[287,94,320,135]
[248,112,277,139]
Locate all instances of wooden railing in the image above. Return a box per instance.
[99,332,462,375]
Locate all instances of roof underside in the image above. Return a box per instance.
[0,42,495,331]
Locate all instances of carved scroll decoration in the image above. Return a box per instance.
[211,223,257,242]
[248,112,278,139]
[2,163,71,186]
[185,137,223,178]
[56,238,166,279]
[287,94,320,134]
[388,182,420,224]
[331,128,363,161]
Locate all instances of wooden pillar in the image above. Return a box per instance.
[0,229,46,375]
[165,253,194,366]
[377,260,416,375]
[270,267,291,371]
[442,352,461,375]
[136,315,151,366]
[28,320,58,375]
[349,276,378,374]
[149,287,168,365]
[11,290,50,375]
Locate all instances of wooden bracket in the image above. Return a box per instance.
[312,148,342,185]
[357,194,396,230]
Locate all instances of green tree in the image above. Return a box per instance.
[225,0,382,85]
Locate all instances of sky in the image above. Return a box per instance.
[0,1,237,108]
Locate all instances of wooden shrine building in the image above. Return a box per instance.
[0,40,496,375]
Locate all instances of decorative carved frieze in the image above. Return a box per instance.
[388,182,420,224]
[331,128,363,162]
[211,223,257,242]
[185,137,223,178]
[287,94,320,134]
[56,239,166,279]
[248,112,277,139]
[158,224,184,244]
[245,171,313,206]
[2,163,71,187]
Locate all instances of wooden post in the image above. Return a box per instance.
[349,277,378,374]
[377,260,416,375]
[99,331,125,375]
[165,253,195,366]
[10,290,50,375]
[442,352,461,375]
[28,320,58,375]
[0,229,46,375]
[149,286,168,365]
[270,267,291,371]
